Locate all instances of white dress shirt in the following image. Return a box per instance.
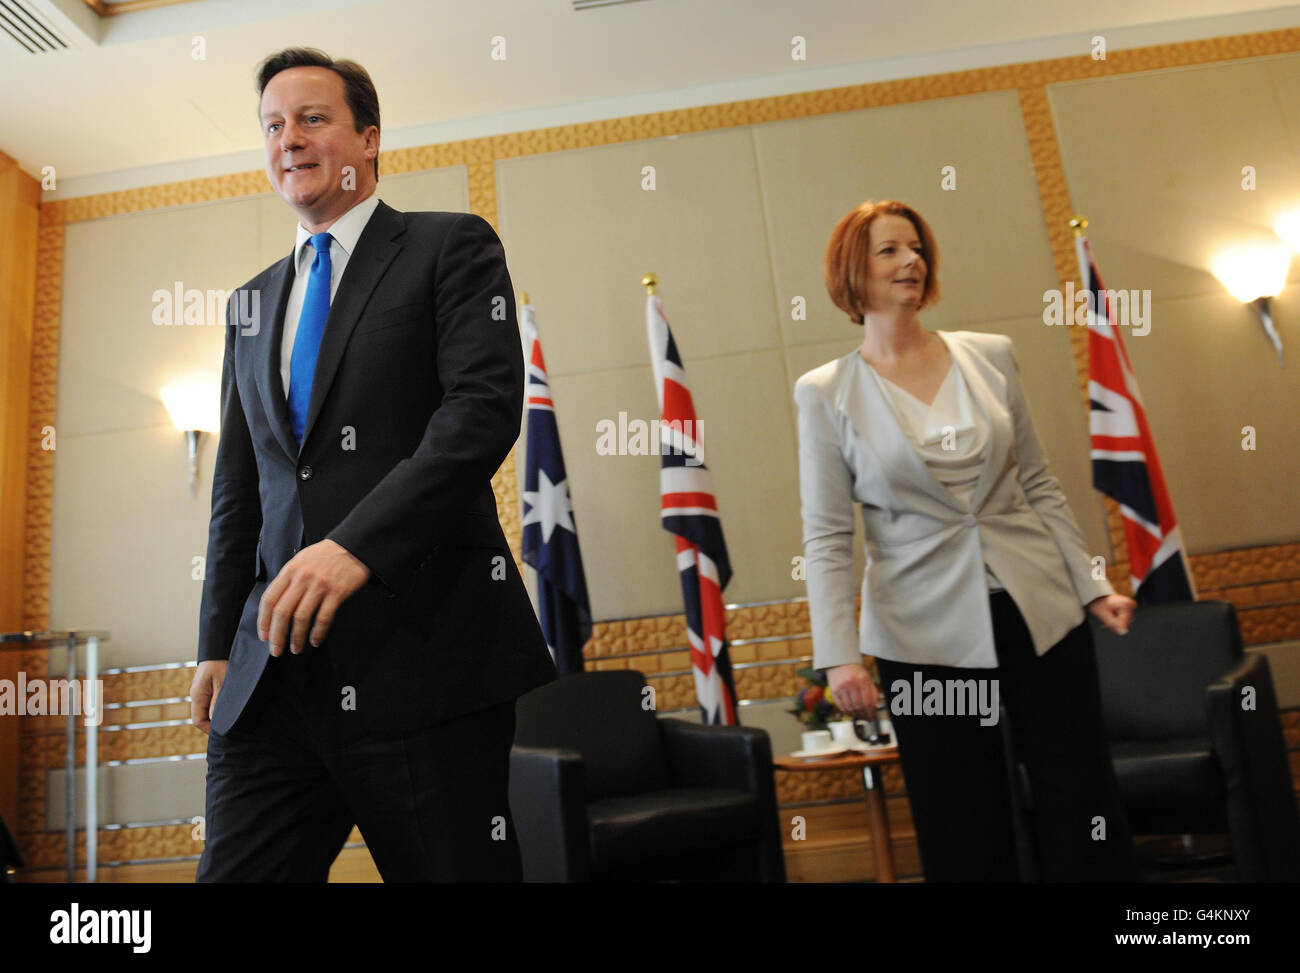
[867,361,1004,591]
[281,193,382,396]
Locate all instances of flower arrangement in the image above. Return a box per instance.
[788,667,842,730]
[789,665,885,730]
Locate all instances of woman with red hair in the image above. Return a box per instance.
[795,200,1139,882]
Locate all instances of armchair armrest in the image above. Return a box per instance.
[658,719,774,792]
[658,719,786,883]
[1205,653,1300,881]
[508,746,591,882]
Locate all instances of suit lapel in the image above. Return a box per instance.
[252,256,300,463]
[300,200,405,448]
[939,331,1011,512]
[835,348,955,510]
[832,331,1014,514]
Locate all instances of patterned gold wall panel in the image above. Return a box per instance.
[20,24,1300,874]
[491,451,523,569]
[1283,711,1300,749]
[50,171,269,226]
[1192,542,1300,588]
[1233,606,1300,645]
[22,822,371,873]
[775,763,906,806]
[24,207,64,638]
[585,599,812,659]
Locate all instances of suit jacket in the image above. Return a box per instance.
[197,199,556,736]
[794,329,1114,671]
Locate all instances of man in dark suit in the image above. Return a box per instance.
[189,47,555,882]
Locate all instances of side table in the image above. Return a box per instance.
[774,746,902,882]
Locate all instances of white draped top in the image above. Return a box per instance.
[866,361,1005,592]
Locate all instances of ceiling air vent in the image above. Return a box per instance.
[0,0,69,53]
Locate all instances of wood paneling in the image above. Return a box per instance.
[0,149,40,834]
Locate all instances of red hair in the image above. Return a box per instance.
[824,200,940,324]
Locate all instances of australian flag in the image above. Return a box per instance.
[1077,234,1196,603]
[520,301,592,673]
[646,293,739,725]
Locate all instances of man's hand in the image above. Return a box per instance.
[825,662,881,719]
[190,660,228,735]
[1087,593,1136,635]
[258,539,371,656]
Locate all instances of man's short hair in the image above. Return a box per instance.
[256,47,381,180]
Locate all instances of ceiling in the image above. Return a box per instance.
[3,0,1299,199]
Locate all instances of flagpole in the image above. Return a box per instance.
[1069,213,1122,593]
[643,274,739,724]
[1071,213,1196,602]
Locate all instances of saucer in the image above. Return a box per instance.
[789,746,850,759]
[846,740,897,752]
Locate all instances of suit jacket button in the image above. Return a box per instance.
[963,514,977,527]
[298,465,313,481]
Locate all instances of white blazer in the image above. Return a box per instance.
[794,329,1114,670]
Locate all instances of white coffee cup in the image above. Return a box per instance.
[801,730,833,753]
[828,720,866,748]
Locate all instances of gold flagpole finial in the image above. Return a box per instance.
[520,291,530,305]
[1068,214,1088,238]
[642,273,658,295]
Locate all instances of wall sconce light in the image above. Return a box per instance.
[1210,243,1289,366]
[1275,209,1300,255]
[161,383,219,497]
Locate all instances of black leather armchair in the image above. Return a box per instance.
[509,670,786,882]
[1003,599,1300,881]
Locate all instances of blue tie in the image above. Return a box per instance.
[288,232,333,446]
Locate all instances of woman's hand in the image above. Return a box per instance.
[826,663,881,719]
[1087,594,1136,635]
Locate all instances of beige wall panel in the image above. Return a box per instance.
[495,130,781,377]
[1118,289,1300,551]
[1051,55,1300,298]
[753,91,1058,346]
[57,200,261,438]
[535,348,803,621]
[54,199,253,670]
[257,193,287,271]
[1051,58,1300,550]
[50,425,214,667]
[542,365,668,620]
[1267,55,1300,147]
[369,166,470,216]
[538,361,676,619]
[684,349,804,607]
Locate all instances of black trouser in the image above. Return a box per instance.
[196,648,521,882]
[874,590,1140,882]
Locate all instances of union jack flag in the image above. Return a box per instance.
[521,301,592,673]
[1078,235,1196,603]
[645,294,738,725]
